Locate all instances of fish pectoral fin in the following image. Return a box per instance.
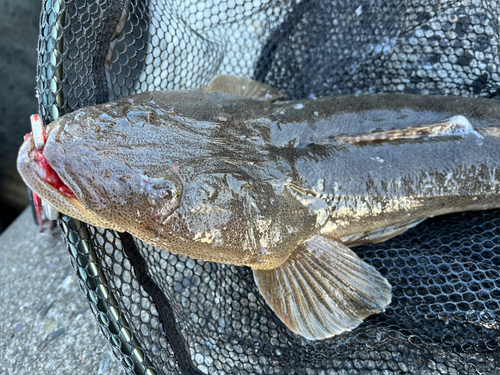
[253,235,391,340]
[204,75,286,102]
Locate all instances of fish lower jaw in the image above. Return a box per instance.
[27,178,124,232]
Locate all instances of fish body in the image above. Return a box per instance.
[17,76,500,340]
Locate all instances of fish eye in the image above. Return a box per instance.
[140,173,182,210]
[126,105,157,123]
[159,189,172,200]
[147,187,174,203]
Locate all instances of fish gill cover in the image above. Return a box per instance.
[37,0,499,374]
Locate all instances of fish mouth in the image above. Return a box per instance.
[17,131,123,231]
[30,141,76,198]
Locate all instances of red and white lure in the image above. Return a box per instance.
[25,114,61,231]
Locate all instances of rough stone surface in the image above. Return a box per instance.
[0,209,124,375]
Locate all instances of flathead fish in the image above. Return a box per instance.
[17,75,500,340]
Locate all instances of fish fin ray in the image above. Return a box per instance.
[205,75,286,102]
[253,235,391,340]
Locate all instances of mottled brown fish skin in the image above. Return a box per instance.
[17,90,500,270]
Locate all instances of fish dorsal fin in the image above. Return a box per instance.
[204,75,286,102]
[316,115,482,146]
[253,235,391,340]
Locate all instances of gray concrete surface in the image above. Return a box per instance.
[0,209,125,374]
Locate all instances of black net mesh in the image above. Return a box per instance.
[36,0,500,374]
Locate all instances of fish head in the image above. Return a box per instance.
[17,105,183,232]
[17,97,215,231]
